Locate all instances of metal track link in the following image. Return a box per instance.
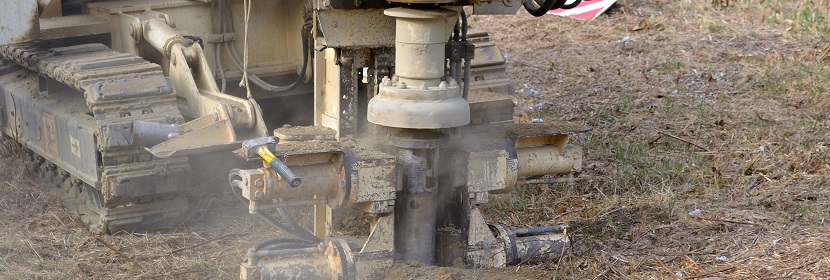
[0,43,190,233]
[468,29,513,94]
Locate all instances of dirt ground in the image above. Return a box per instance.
[2,0,830,279]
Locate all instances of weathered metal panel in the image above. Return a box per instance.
[317,9,395,48]
[473,0,522,15]
[0,0,40,45]
[0,69,100,186]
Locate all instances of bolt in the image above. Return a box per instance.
[449,78,458,87]
[254,179,263,187]
[420,82,427,90]
[397,82,407,89]
[254,190,263,199]
[439,81,447,89]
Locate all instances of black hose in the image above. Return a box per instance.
[229,169,317,244]
[523,0,565,17]
[253,237,318,251]
[523,0,574,17]
[560,0,583,9]
[256,211,322,242]
[244,238,320,263]
[274,198,307,234]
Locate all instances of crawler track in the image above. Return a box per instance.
[0,43,190,233]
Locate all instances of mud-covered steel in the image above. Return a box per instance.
[0,41,193,233]
[516,144,583,177]
[236,162,340,202]
[246,239,357,280]
[367,8,470,129]
[0,0,39,45]
[316,9,396,48]
[132,120,180,146]
[394,148,438,265]
[491,224,570,265]
[140,17,193,57]
[242,137,278,159]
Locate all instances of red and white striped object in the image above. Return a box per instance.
[548,0,617,19]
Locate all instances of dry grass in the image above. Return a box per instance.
[475,0,830,278]
[0,146,280,279]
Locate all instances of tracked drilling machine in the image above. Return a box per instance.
[0,0,587,278]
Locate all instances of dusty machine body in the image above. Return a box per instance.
[0,0,586,278]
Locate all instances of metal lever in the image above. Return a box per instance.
[257,147,302,187]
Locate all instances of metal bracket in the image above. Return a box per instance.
[146,108,240,158]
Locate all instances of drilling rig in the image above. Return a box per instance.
[0,0,587,278]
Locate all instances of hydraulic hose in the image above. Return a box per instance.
[524,0,566,17]
[245,238,322,263]
[523,0,580,17]
[256,211,322,243]
[560,0,583,9]
[275,199,304,233]
[219,0,310,95]
[252,237,318,251]
[229,169,318,242]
